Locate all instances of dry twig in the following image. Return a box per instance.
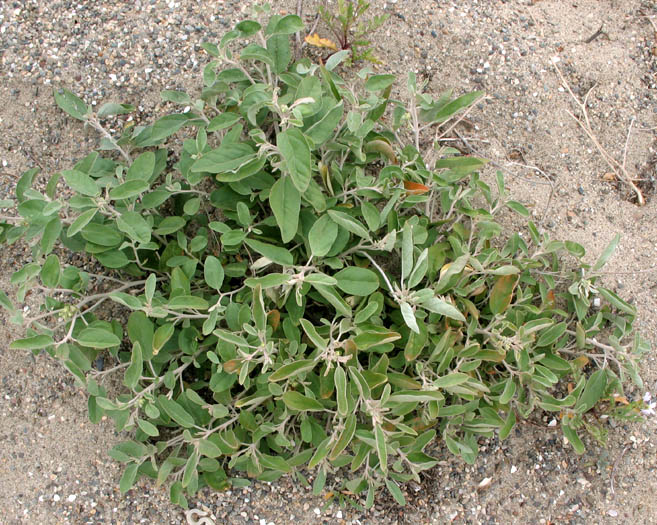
[610,443,632,495]
[553,62,645,205]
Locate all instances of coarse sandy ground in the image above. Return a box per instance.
[1,0,656,524]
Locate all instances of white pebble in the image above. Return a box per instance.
[478,477,492,488]
[313,508,320,516]
[510,465,518,474]
[336,510,343,519]
[53,494,60,502]
[67,494,76,502]
[608,509,618,517]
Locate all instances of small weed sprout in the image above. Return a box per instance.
[308,0,389,65]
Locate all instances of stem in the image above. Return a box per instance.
[87,117,132,164]
[359,251,395,293]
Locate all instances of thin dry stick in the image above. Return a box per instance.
[610,443,632,495]
[553,62,645,205]
[621,117,635,172]
[643,15,657,35]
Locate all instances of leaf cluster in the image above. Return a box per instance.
[0,12,650,508]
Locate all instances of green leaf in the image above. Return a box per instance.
[277,128,311,193]
[81,223,123,247]
[124,342,143,390]
[311,284,352,318]
[158,395,196,428]
[334,365,348,418]
[168,295,209,310]
[97,102,135,118]
[109,180,150,200]
[76,327,120,349]
[562,423,585,454]
[154,216,186,235]
[0,290,15,313]
[244,238,293,266]
[365,74,396,92]
[593,233,620,271]
[385,479,406,506]
[282,391,324,412]
[269,14,304,35]
[182,449,199,488]
[240,44,274,66]
[269,177,300,243]
[308,214,339,258]
[137,419,159,437]
[401,221,413,282]
[16,167,39,203]
[110,292,142,310]
[327,210,371,240]
[40,217,62,255]
[269,360,316,382]
[431,91,483,123]
[537,322,567,347]
[408,249,428,288]
[434,372,470,389]
[40,254,61,288]
[10,334,54,350]
[374,424,387,474]
[207,113,242,132]
[499,410,516,440]
[299,318,328,349]
[303,273,337,286]
[267,33,291,74]
[386,390,444,403]
[499,378,517,404]
[117,211,151,244]
[353,330,401,350]
[304,102,344,144]
[67,208,98,237]
[506,200,530,217]
[204,256,225,290]
[160,89,192,105]
[244,273,291,289]
[598,287,636,315]
[62,170,100,197]
[153,323,174,354]
[400,302,419,334]
[329,413,356,460]
[419,297,465,322]
[260,453,292,474]
[169,480,188,507]
[575,369,607,414]
[198,438,223,458]
[191,143,255,173]
[54,89,89,120]
[335,267,379,296]
[119,463,139,494]
[325,49,351,71]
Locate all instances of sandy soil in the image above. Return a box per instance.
[1,1,656,523]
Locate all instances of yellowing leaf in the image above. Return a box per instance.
[572,356,590,369]
[489,274,518,315]
[304,33,338,51]
[439,262,453,279]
